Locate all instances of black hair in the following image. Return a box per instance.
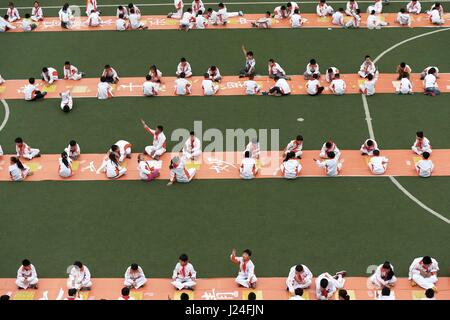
[15,137,23,143]
[425,288,435,299]
[295,265,304,272]
[381,286,391,296]
[422,151,430,159]
[131,263,139,270]
[416,131,424,138]
[327,151,336,159]
[146,75,152,81]
[68,288,77,296]
[247,292,257,300]
[73,261,83,268]
[179,254,189,262]
[320,278,328,288]
[22,259,31,266]
[284,151,295,162]
[180,292,190,300]
[422,256,432,264]
[244,150,250,158]
[121,287,130,296]
[294,288,303,296]
[61,151,70,168]
[243,249,252,256]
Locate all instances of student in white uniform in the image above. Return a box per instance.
[230,248,257,288]
[358,56,376,78]
[16,259,38,289]
[240,151,258,180]
[397,73,413,94]
[41,67,59,84]
[143,75,159,96]
[128,3,141,17]
[118,287,135,300]
[304,59,320,80]
[306,74,324,96]
[149,65,163,83]
[137,154,160,181]
[86,10,102,27]
[9,157,32,181]
[316,0,334,16]
[15,137,40,160]
[243,75,261,95]
[105,153,127,179]
[192,0,205,13]
[286,264,313,294]
[167,156,196,185]
[116,13,128,31]
[216,2,244,25]
[359,73,377,96]
[59,3,72,29]
[409,256,439,290]
[244,138,260,159]
[314,151,342,176]
[171,254,197,290]
[420,66,439,80]
[176,57,193,78]
[207,65,221,82]
[195,10,208,28]
[290,9,302,27]
[124,263,147,289]
[174,73,192,95]
[415,152,434,178]
[429,6,444,25]
[141,120,167,160]
[273,5,288,19]
[329,73,346,95]
[0,15,16,32]
[315,271,346,300]
[65,140,81,160]
[345,0,359,16]
[325,67,339,83]
[129,8,147,29]
[281,152,301,179]
[31,1,44,21]
[239,46,256,78]
[412,131,432,155]
[202,73,219,96]
[86,0,97,16]
[286,2,300,17]
[251,11,272,28]
[396,8,411,26]
[369,261,397,288]
[376,286,395,300]
[22,14,37,31]
[289,288,305,300]
[67,261,92,290]
[320,140,340,159]
[64,61,84,81]
[116,5,129,19]
[168,0,184,19]
[368,149,388,175]
[360,139,378,155]
[179,8,196,30]
[332,8,345,26]
[97,77,113,99]
[112,140,132,163]
[206,7,218,25]
[423,67,440,96]
[284,135,303,158]
[6,2,20,22]
[183,131,202,160]
[265,76,291,96]
[407,0,421,14]
[102,65,120,83]
[396,62,412,79]
[344,8,361,28]
[59,151,73,178]
[367,0,383,14]
[268,59,289,80]
[60,90,73,113]
[367,10,388,29]
[23,78,47,101]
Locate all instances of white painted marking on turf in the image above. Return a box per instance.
[1,1,443,10]
[389,176,450,224]
[0,99,10,132]
[297,117,304,122]
[361,28,450,224]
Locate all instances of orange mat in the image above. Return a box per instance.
[1,150,449,181]
[0,277,448,300]
[0,73,449,99]
[5,13,450,32]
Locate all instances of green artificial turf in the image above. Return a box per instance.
[0,178,448,278]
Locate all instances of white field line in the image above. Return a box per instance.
[0,99,10,133]
[1,1,446,10]
[362,28,450,225]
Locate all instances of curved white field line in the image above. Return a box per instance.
[363,28,450,224]
[0,99,10,132]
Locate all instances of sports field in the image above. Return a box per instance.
[0,0,449,300]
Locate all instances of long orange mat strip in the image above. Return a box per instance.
[1,277,448,300]
[5,13,450,32]
[1,73,449,99]
[1,150,449,181]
